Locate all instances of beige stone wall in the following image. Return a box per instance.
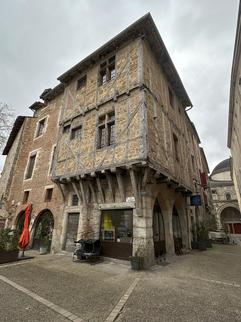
[142,40,201,190]
[54,40,145,177]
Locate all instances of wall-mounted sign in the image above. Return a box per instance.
[190,195,202,206]
[126,196,135,203]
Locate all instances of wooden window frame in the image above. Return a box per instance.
[97,112,115,149]
[71,125,82,140]
[22,190,30,204]
[76,75,87,91]
[35,117,47,138]
[25,153,37,180]
[72,194,79,206]
[99,56,116,86]
[45,188,53,202]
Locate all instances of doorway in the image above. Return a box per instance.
[64,213,79,252]
[172,206,182,254]
[153,200,166,257]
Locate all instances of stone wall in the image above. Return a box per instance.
[6,95,64,252]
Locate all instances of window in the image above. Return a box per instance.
[36,118,46,137]
[97,112,115,149]
[45,188,53,202]
[71,126,82,140]
[211,189,217,194]
[25,154,36,179]
[76,75,87,90]
[173,134,179,161]
[101,210,133,243]
[23,191,30,204]
[99,56,116,86]
[63,124,71,134]
[226,193,231,201]
[168,87,174,108]
[72,194,79,206]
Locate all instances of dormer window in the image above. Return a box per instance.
[99,56,116,86]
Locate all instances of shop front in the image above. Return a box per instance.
[100,209,133,260]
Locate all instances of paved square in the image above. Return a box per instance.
[0,245,241,322]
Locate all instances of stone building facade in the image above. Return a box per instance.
[228,1,241,210]
[210,158,241,244]
[0,14,211,266]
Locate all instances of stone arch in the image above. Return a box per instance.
[220,206,241,233]
[31,209,54,251]
[172,205,183,253]
[152,199,166,257]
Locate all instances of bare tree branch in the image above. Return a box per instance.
[0,103,14,152]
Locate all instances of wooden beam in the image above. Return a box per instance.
[88,181,97,203]
[96,177,105,203]
[129,169,138,201]
[71,182,82,202]
[116,171,125,202]
[142,167,151,187]
[56,183,66,202]
[79,179,87,206]
[106,172,114,202]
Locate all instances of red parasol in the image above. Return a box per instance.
[19,203,32,251]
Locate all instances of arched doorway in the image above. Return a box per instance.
[15,211,25,235]
[172,206,182,254]
[153,200,166,257]
[220,206,241,234]
[33,210,54,251]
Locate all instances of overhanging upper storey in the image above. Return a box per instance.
[57,13,192,108]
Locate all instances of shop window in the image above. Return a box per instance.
[71,126,82,140]
[173,134,179,161]
[45,188,53,202]
[25,154,36,179]
[99,56,116,86]
[72,194,79,206]
[101,210,133,243]
[36,118,46,137]
[23,191,30,204]
[97,112,115,149]
[76,75,87,90]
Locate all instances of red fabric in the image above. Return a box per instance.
[18,204,32,250]
[234,223,241,234]
[199,171,207,187]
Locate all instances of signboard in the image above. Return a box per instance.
[190,195,202,206]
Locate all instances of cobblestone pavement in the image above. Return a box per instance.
[0,245,241,322]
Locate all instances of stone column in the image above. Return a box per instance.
[162,207,175,255]
[77,205,88,239]
[177,208,189,250]
[60,211,68,250]
[133,189,155,268]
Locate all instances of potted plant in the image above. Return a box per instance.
[0,228,19,264]
[131,243,145,271]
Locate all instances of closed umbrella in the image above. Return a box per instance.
[19,204,32,256]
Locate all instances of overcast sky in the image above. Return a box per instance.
[0,0,239,172]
